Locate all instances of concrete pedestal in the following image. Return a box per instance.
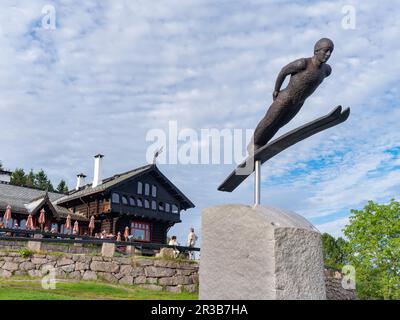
[199,204,326,300]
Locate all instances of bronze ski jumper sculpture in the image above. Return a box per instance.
[219,38,350,195]
[248,38,334,154]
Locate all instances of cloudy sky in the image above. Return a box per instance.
[0,0,399,243]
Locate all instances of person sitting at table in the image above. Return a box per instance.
[168,235,180,258]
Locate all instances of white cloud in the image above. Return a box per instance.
[0,1,399,241]
[316,216,349,238]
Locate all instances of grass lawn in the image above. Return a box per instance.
[0,277,198,300]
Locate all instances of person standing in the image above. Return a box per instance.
[187,227,198,260]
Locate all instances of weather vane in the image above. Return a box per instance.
[153,146,164,164]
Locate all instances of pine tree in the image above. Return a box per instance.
[10,168,26,186]
[47,181,55,192]
[26,169,36,188]
[0,161,3,170]
[56,180,69,194]
[35,169,54,191]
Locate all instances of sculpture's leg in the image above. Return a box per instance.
[279,102,304,127]
[248,102,305,154]
[250,101,288,152]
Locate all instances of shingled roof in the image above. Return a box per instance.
[0,183,88,221]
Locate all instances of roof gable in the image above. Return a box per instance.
[0,183,64,214]
[56,164,195,210]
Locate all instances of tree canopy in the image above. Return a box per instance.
[10,168,27,186]
[343,199,400,300]
[321,233,348,269]
[56,180,69,194]
[6,163,68,193]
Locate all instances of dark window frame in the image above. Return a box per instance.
[151,185,157,197]
[172,204,179,214]
[111,193,120,204]
[130,221,151,242]
[144,183,150,196]
[137,182,143,195]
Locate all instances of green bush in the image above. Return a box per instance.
[18,248,34,258]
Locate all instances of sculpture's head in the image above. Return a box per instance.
[314,38,334,63]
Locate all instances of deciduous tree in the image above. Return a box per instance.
[344,199,400,300]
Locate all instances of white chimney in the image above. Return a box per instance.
[92,154,104,188]
[0,170,12,184]
[75,173,87,191]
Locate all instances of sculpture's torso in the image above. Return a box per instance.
[277,58,329,107]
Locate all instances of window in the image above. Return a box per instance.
[4,218,15,229]
[137,198,143,207]
[112,193,120,204]
[158,202,165,211]
[129,197,136,206]
[165,203,170,212]
[137,182,143,194]
[130,221,150,241]
[60,224,71,234]
[144,183,150,196]
[172,204,179,214]
[151,185,157,197]
[144,199,150,209]
[122,196,128,205]
[151,200,157,210]
[20,219,27,230]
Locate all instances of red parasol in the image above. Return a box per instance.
[124,226,130,241]
[65,214,71,233]
[3,205,12,228]
[73,221,79,235]
[26,214,34,230]
[88,216,95,236]
[39,209,46,230]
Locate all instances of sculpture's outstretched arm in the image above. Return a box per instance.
[273,58,307,99]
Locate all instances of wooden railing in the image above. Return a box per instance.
[0,227,200,253]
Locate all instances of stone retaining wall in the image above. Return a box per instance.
[325,268,357,300]
[0,251,199,293]
[0,248,355,299]
[0,241,101,255]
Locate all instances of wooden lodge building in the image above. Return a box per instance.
[0,155,195,244]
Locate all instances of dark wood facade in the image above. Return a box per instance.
[56,165,194,244]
